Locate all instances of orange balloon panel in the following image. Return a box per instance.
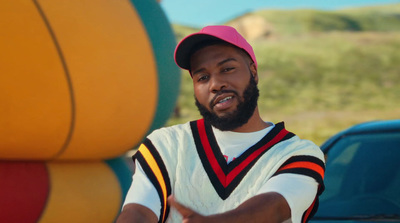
[38,0,158,160]
[0,0,158,160]
[0,1,71,159]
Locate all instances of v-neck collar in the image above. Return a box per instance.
[190,119,295,200]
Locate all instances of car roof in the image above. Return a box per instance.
[347,119,400,133]
[320,119,400,151]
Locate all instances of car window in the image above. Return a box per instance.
[316,132,400,218]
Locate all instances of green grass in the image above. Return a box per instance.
[166,4,400,146]
[253,32,400,112]
[248,3,400,35]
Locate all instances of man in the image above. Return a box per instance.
[117,25,325,223]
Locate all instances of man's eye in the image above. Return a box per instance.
[197,75,209,82]
[222,67,234,72]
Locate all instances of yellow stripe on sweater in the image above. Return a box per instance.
[139,144,168,222]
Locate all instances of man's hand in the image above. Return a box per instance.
[116,203,158,223]
[168,196,209,223]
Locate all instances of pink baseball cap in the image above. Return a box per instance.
[174,25,257,71]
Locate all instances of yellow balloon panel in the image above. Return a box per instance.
[39,162,121,223]
[0,1,71,159]
[37,0,158,160]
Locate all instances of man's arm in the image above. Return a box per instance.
[168,192,291,223]
[116,203,158,223]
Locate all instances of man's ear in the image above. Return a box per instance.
[250,62,258,83]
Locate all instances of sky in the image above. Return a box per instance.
[160,0,400,27]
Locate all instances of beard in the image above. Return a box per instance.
[195,75,259,131]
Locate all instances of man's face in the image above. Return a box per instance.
[190,44,259,131]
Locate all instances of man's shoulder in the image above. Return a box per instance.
[278,135,325,162]
[147,120,196,143]
[141,121,197,161]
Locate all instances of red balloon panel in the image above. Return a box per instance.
[0,162,49,223]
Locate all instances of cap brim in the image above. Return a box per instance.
[174,34,222,70]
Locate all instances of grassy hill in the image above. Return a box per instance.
[167,4,400,145]
[241,3,400,35]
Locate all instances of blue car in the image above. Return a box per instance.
[311,119,400,222]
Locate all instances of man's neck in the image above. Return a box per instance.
[230,110,270,133]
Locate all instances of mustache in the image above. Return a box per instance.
[209,90,239,108]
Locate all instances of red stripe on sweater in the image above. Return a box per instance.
[197,119,227,186]
[226,129,289,185]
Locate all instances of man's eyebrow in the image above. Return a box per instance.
[218,58,237,66]
[192,68,206,76]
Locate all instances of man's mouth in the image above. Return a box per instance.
[211,94,236,111]
[217,96,233,104]
[209,90,239,109]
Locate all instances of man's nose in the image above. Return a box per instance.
[210,75,227,93]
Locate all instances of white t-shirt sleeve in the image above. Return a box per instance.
[122,161,161,220]
[257,173,318,223]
